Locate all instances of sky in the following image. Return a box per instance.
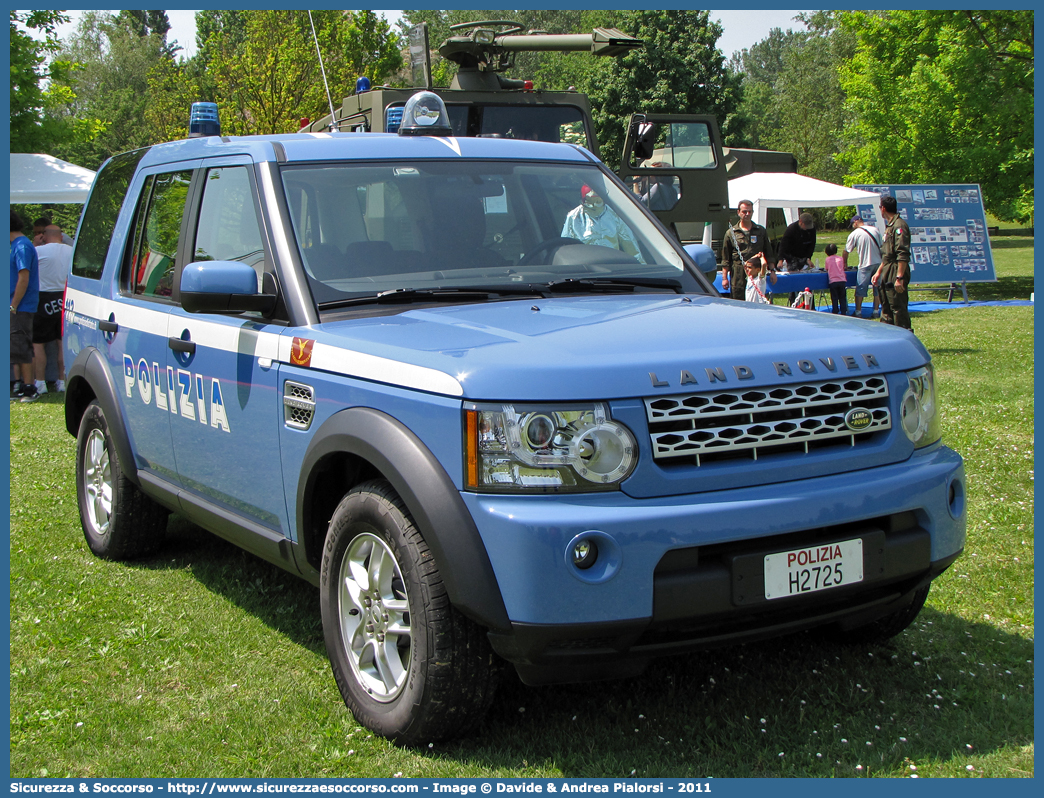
[48,9,808,63]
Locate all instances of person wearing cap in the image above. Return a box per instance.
[720,199,774,301]
[844,214,883,318]
[871,195,913,330]
[561,185,645,263]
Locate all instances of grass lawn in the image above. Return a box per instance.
[8,234,1033,779]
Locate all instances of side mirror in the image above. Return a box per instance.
[632,121,658,163]
[180,260,277,314]
[683,244,718,277]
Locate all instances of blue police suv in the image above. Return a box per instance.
[63,93,966,744]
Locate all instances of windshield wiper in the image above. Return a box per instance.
[544,277,684,294]
[318,285,544,311]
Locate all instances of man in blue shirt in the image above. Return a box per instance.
[10,209,40,402]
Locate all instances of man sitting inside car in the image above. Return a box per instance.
[561,185,645,263]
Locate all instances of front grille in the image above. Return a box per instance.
[283,381,316,430]
[645,376,891,466]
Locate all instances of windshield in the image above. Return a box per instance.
[447,104,589,146]
[280,160,703,307]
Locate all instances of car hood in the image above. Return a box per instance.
[310,295,931,401]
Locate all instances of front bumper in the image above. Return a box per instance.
[461,444,965,682]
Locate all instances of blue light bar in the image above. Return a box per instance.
[189,102,220,138]
[385,106,404,134]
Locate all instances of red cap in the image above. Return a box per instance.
[581,184,595,199]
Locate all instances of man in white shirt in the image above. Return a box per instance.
[33,224,73,393]
[561,185,645,263]
[843,214,883,318]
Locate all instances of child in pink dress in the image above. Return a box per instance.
[825,243,848,315]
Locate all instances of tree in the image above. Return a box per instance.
[838,10,1033,223]
[10,10,101,154]
[728,14,855,185]
[768,13,855,185]
[201,10,402,136]
[48,11,177,169]
[587,10,741,168]
[728,27,796,149]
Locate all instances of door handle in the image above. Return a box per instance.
[168,336,196,355]
[98,319,119,333]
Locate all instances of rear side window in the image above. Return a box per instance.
[71,149,147,279]
[126,170,192,298]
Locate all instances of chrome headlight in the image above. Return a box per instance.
[465,403,637,492]
[900,365,941,448]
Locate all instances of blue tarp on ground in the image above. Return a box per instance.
[812,299,1033,317]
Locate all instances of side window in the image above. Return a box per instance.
[629,121,716,170]
[193,166,266,290]
[72,149,147,279]
[127,170,192,298]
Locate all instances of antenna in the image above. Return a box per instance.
[308,11,337,131]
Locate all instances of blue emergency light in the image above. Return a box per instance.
[385,106,404,134]
[188,102,221,138]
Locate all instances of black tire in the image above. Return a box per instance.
[75,401,168,560]
[320,479,499,745]
[826,584,930,645]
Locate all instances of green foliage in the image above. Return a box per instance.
[201,10,402,136]
[47,11,177,170]
[728,27,794,149]
[837,10,1033,224]
[587,10,741,168]
[729,13,854,183]
[9,10,103,155]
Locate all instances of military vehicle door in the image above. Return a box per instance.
[619,114,731,244]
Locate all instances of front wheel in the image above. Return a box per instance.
[825,584,930,645]
[320,480,498,744]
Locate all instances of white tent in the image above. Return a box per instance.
[10,153,96,204]
[727,171,885,231]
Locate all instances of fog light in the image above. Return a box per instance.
[572,539,598,569]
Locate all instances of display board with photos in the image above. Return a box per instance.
[854,184,997,284]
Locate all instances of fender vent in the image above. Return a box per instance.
[283,381,316,430]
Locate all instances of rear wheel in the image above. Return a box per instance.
[75,401,168,559]
[320,479,498,745]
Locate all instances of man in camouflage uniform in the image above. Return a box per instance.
[720,199,775,301]
[871,195,913,330]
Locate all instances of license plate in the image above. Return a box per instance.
[764,539,863,600]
